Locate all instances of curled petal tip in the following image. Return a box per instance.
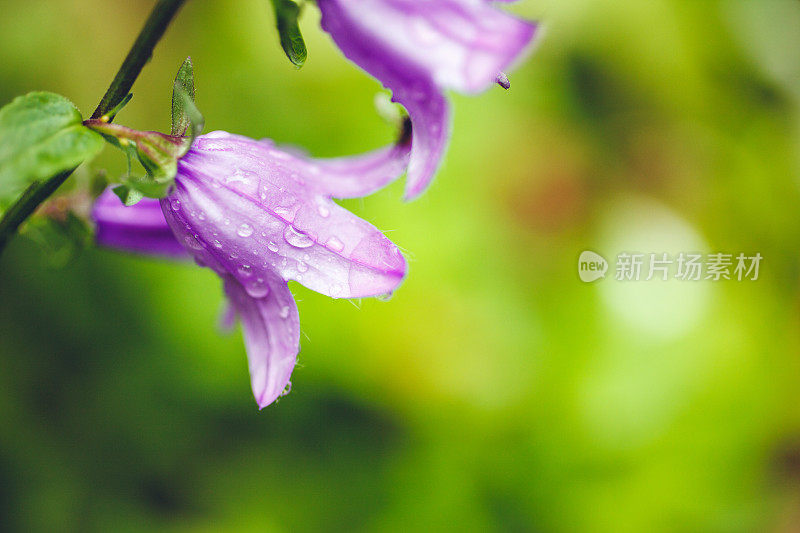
[496,72,511,90]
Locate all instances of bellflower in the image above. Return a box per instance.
[92,131,410,408]
[317,0,537,199]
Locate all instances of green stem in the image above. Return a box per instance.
[92,0,187,120]
[0,171,73,254]
[0,0,186,258]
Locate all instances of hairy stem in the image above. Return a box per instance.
[0,0,186,257]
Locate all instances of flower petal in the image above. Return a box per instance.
[394,81,450,199]
[162,133,407,299]
[223,275,299,409]
[302,142,411,199]
[91,188,187,258]
[318,0,537,94]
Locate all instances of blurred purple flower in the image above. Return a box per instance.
[317,0,537,199]
[93,131,410,408]
[93,190,188,259]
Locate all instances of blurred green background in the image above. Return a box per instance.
[2,0,800,531]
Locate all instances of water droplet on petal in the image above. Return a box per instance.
[297,261,308,273]
[212,239,223,248]
[317,204,330,218]
[245,278,270,298]
[279,381,292,398]
[237,223,254,238]
[184,234,204,250]
[279,305,290,319]
[170,199,181,211]
[237,264,252,278]
[267,241,279,253]
[274,206,295,222]
[283,226,314,248]
[326,236,344,252]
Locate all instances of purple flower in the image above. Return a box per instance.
[317,0,537,199]
[92,131,410,408]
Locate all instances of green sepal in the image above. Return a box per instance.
[174,86,204,145]
[271,0,307,67]
[112,184,144,206]
[0,92,104,203]
[171,57,196,136]
[84,120,195,199]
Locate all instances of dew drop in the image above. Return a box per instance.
[237,223,254,238]
[317,204,330,218]
[326,236,344,252]
[274,206,295,222]
[279,381,292,398]
[279,305,290,319]
[267,241,279,253]
[283,226,314,248]
[212,239,223,248]
[184,234,204,250]
[297,261,308,273]
[170,199,181,211]
[245,278,270,298]
[237,264,253,278]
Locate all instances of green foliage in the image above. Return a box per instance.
[271,0,307,67]
[91,58,205,203]
[86,65,204,203]
[0,92,104,203]
[22,210,93,268]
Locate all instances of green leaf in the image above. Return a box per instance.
[171,57,196,136]
[0,92,104,203]
[271,0,307,67]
